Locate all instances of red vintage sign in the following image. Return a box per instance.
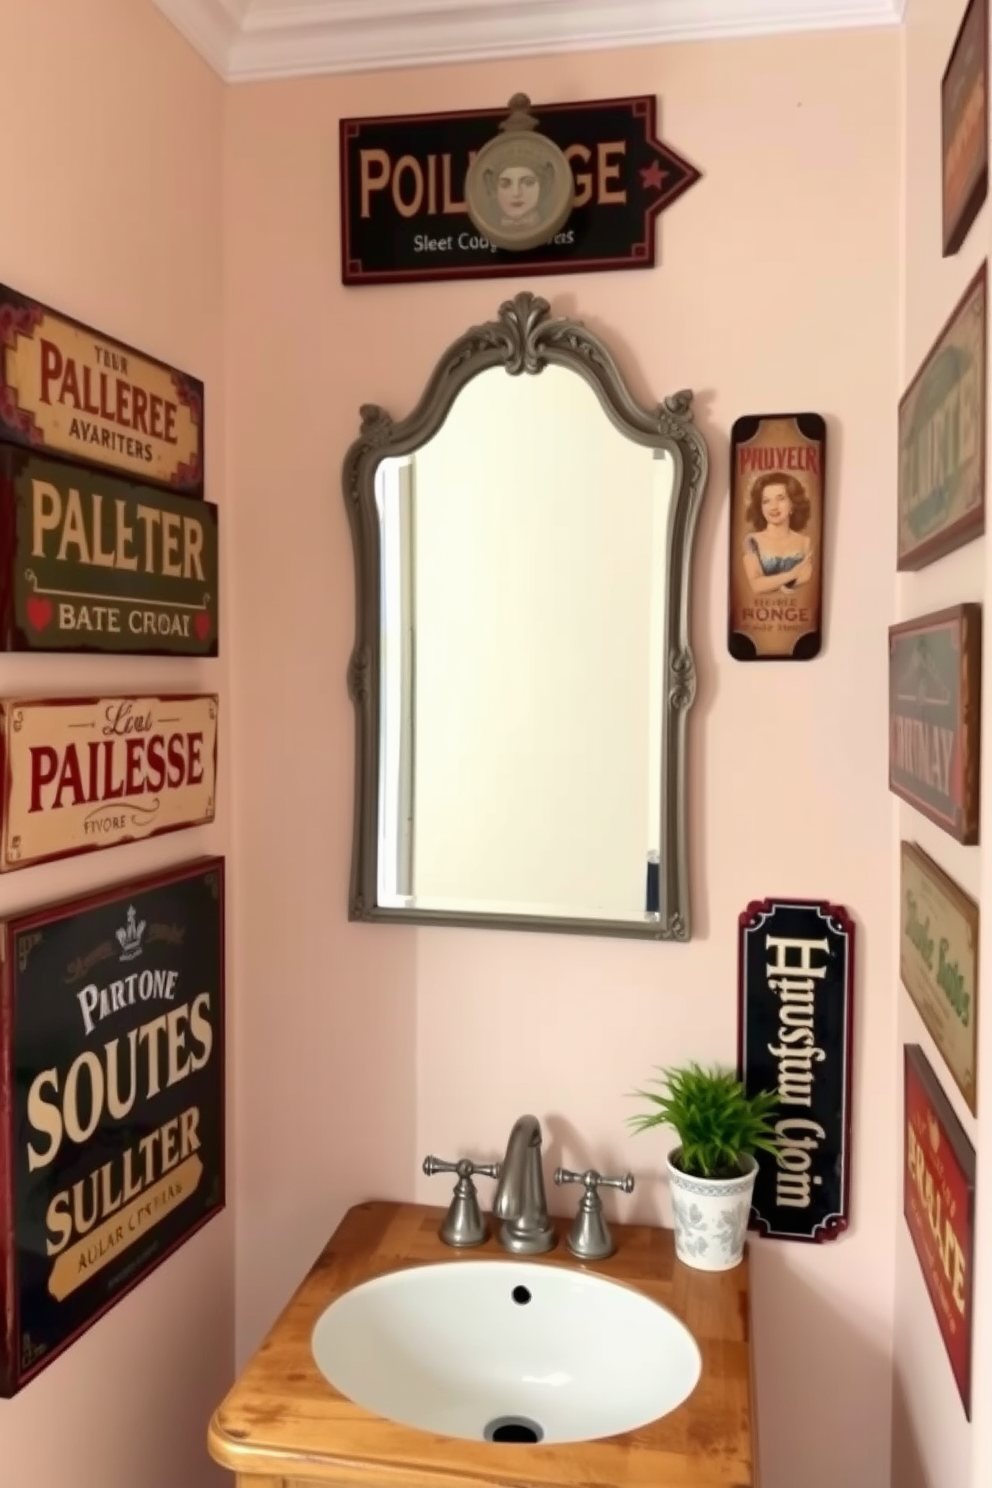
[903,1043,976,1416]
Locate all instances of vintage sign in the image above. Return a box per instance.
[727,413,826,661]
[888,605,981,844]
[0,694,218,873]
[898,264,986,569]
[900,843,979,1113]
[737,898,855,1243]
[0,448,218,656]
[340,96,701,285]
[904,1043,976,1417]
[0,282,204,496]
[942,0,989,257]
[0,857,225,1396]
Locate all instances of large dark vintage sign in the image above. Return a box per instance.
[0,448,219,656]
[340,96,701,285]
[941,0,989,257]
[0,857,225,1397]
[0,282,204,497]
[0,694,219,873]
[904,1043,976,1417]
[738,898,855,1243]
[888,605,981,844]
[727,413,826,661]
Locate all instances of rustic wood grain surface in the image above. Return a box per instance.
[208,1200,755,1488]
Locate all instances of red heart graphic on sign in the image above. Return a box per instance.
[26,594,54,632]
[194,610,211,642]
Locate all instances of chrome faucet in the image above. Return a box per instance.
[492,1114,557,1255]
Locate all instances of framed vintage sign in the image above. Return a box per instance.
[340,95,700,285]
[900,842,979,1113]
[904,1044,976,1418]
[0,857,225,1397]
[738,898,855,1242]
[727,413,826,661]
[898,264,986,569]
[0,282,204,496]
[0,694,218,873]
[942,0,989,257]
[888,605,982,844]
[0,448,219,656]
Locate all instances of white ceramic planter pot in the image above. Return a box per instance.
[666,1150,758,1272]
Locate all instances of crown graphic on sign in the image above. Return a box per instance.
[116,906,146,962]
[928,1113,941,1155]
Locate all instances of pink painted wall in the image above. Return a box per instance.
[0,2,230,1485]
[894,3,991,1486]
[227,31,901,1488]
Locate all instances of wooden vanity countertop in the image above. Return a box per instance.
[208,1200,756,1488]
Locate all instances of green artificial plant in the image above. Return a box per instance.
[627,1062,780,1180]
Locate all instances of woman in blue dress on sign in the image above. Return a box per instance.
[741,471,814,596]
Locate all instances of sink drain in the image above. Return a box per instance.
[483,1416,544,1444]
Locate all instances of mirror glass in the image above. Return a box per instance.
[374,364,677,924]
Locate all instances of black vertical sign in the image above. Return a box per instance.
[737,898,855,1243]
[0,858,225,1395]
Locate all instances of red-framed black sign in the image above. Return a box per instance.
[0,857,225,1395]
[340,96,701,286]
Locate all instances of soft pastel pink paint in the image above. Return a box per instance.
[226,31,901,1488]
[0,1,229,1485]
[895,3,990,1487]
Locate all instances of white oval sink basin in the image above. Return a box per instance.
[311,1259,702,1444]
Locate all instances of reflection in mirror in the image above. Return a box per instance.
[344,294,709,940]
[376,366,676,923]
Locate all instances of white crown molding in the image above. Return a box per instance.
[151,0,906,84]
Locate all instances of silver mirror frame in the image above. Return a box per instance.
[342,292,709,941]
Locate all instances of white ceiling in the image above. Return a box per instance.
[151,0,905,82]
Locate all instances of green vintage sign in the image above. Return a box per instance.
[1,450,218,655]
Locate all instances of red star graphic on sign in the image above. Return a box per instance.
[640,160,666,193]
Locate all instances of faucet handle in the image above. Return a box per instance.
[422,1155,501,1248]
[553,1168,635,1261]
[555,1167,635,1196]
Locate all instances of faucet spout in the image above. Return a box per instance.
[492,1114,557,1255]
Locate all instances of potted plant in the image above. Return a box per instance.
[628,1062,779,1271]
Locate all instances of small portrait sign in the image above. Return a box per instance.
[727,413,827,661]
[904,1044,976,1417]
[0,282,204,496]
[0,448,219,656]
[0,858,225,1397]
[0,694,219,872]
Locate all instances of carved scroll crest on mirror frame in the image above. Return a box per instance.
[343,292,709,941]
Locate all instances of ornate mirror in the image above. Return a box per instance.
[343,293,709,940]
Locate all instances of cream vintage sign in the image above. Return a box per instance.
[0,694,217,872]
[900,841,979,1113]
[0,282,204,496]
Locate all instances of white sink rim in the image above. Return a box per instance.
[310,1258,702,1445]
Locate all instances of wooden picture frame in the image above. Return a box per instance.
[942,0,989,257]
[903,1044,976,1417]
[0,858,225,1397]
[727,413,826,661]
[737,898,855,1242]
[900,842,979,1113]
[888,605,982,844]
[898,264,986,569]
